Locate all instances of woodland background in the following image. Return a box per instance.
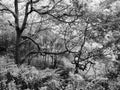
[0,0,120,90]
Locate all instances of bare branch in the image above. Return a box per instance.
[8,20,15,27]
[21,36,41,51]
[48,13,78,23]
[21,47,69,64]
[28,50,68,55]
[77,20,89,61]
[21,0,40,32]
[0,2,16,18]
[32,0,84,23]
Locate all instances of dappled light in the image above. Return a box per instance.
[0,0,120,90]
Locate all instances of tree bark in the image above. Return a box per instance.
[15,30,21,65]
[14,0,21,65]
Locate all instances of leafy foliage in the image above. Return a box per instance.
[1,0,120,90]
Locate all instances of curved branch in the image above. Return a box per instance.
[21,48,69,64]
[0,2,16,18]
[21,36,41,51]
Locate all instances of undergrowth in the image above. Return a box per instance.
[0,56,120,90]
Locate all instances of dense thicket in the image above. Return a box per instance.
[0,0,120,90]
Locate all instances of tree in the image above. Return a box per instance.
[0,0,85,65]
[1,0,118,75]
